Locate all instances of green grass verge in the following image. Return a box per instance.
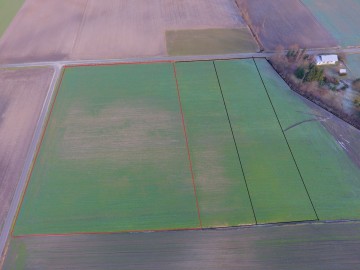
[301,0,360,47]
[166,28,258,56]
[255,58,360,220]
[175,61,255,227]
[0,0,24,38]
[13,63,199,235]
[215,59,317,223]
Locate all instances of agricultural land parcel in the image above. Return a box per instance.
[14,63,200,236]
[302,0,360,47]
[13,60,360,237]
[0,0,256,64]
[0,0,24,38]
[4,222,360,269]
[166,28,258,56]
[236,0,337,50]
[0,67,53,231]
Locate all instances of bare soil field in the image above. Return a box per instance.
[0,0,248,63]
[4,222,360,269]
[0,67,53,231]
[236,0,337,50]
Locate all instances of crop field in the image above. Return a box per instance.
[175,61,255,227]
[0,0,24,38]
[166,28,258,56]
[215,59,317,223]
[236,0,337,50]
[255,58,360,220]
[301,0,360,47]
[4,222,360,269]
[0,67,53,231]
[13,63,200,236]
[12,59,360,239]
[0,0,255,64]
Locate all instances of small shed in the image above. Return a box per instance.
[315,54,338,65]
[339,69,347,76]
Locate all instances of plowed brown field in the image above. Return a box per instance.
[0,67,53,231]
[236,0,337,50]
[0,0,246,63]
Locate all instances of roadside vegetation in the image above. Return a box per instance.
[270,46,360,129]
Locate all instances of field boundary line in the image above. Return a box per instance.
[12,217,358,240]
[252,58,320,221]
[172,62,203,229]
[10,66,66,239]
[212,61,258,225]
[13,227,204,239]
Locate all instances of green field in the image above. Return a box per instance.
[166,28,258,56]
[255,58,360,220]
[301,0,360,47]
[175,61,255,227]
[215,59,317,223]
[13,59,360,236]
[14,63,200,235]
[0,0,24,38]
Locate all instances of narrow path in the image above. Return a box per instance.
[0,64,63,263]
[1,47,360,70]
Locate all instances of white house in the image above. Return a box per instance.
[315,54,338,65]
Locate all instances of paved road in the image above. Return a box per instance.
[0,64,62,262]
[1,46,360,262]
[1,47,360,70]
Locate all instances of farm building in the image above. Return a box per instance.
[315,54,338,65]
[339,69,347,75]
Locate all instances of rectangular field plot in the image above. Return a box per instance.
[255,58,360,220]
[13,63,200,236]
[5,222,360,269]
[166,28,258,56]
[215,59,317,223]
[301,0,360,47]
[175,61,255,227]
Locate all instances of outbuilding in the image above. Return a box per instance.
[339,69,347,75]
[315,54,339,65]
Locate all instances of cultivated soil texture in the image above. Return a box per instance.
[302,0,360,47]
[0,0,252,64]
[235,0,337,50]
[4,222,360,269]
[0,67,53,231]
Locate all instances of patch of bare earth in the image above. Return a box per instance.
[236,0,337,50]
[0,67,53,231]
[0,0,245,64]
[59,103,180,164]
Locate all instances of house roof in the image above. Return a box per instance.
[319,54,338,62]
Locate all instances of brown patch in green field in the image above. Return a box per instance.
[60,102,175,162]
[166,28,258,56]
